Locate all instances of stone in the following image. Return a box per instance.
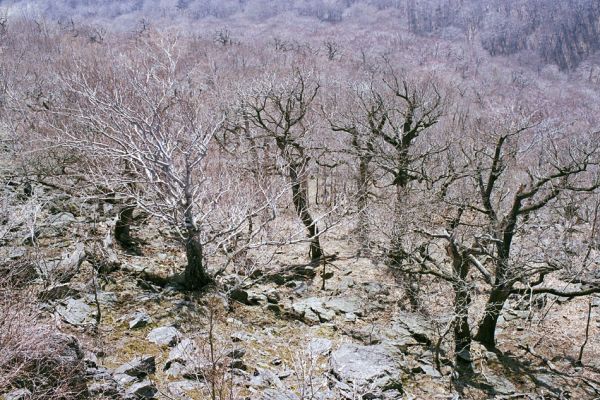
[166,338,198,368]
[125,379,158,399]
[249,367,284,389]
[486,373,516,395]
[147,326,181,346]
[344,313,357,322]
[56,298,94,326]
[262,389,300,400]
[291,297,335,323]
[348,327,383,345]
[362,282,390,296]
[129,311,151,329]
[417,363,441,378]
[248,291,268,305]
[164,361,186,378]
[307,338,333,356]
[338,277,355,290]
[38,283,79,301]
[87,381,121,398]
[38,212,76,237]
[228,348,246,359]
[393,312,434,344]
[532,373,560,392]
[114,355,156,378]
[85,291,118,306]
[2,389,32,400]
[231,332,254,342]
[167,380,203,398]
[7,247,26,259]
[325,296,363,316]
[330,343,402,390]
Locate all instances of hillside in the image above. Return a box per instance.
[1,3,600,400]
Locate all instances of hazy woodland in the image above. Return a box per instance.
[1,1,600,399]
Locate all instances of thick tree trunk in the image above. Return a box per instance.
[447,244,473,374]
[115,205,135,250]
[474,286,510,348]
[289,165,322,262]
[356,155,370,254]
[388,185,419,309]
[453,275,473,374]
[184,229,211,290]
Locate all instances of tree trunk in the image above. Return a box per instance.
[115,205,135,250]
[452,271,473,374]
[289,165,322,262]
[447,244,473,374]
[389,185,419,309]
[474,286,510,348]
[184,229,211,290]
[356,155,370,255]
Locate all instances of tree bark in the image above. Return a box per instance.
[115,205,135,250]
[356,155,370,254]
[184,229,211,290]
[474,285,510,348]
[289,165,322,262]
[452,259,473,374]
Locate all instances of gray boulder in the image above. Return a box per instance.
[38,283,79,301]
[125,379,158,399]
[129,311,151,329]
[114,355,156,378]
[307,338,333,356]
[56,298,95,326]
[2,389,32,400]
[330,343,402,391]
[291,298,335,323]
[146,326,181,346]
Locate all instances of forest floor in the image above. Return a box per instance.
[1,179,600,400]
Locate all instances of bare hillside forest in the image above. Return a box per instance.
[2,1,600,399]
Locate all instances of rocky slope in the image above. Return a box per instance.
[1,175,600,400]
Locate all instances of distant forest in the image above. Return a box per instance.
[2,0,600,71]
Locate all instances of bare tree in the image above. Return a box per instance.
[410,107,600,372]
[243,68,324,262]
[327,65,444,306]
[42,35,270,290]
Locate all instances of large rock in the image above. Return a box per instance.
[290,298,335,324]
[166,338,198,366]
[56,298,95,326]
[37,243,86,283]
[114,355,156,378]
[164,338,202,378]
[324,296,363,316]
[289,296,368,324]
[167,380,203,398]
[307,338,333,356]
[38,212,76,238]
[146,326,181,346]
[2,389,32,400]
[129,311,152,329]
[85,291,118,306]
[38,283,79,301]
[393,312,435,344]
[125,379,158,399]
[330,343,402,391]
